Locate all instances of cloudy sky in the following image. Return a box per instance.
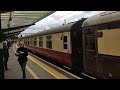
[19,11,104,37]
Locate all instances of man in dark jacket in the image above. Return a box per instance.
[15,41,28,79]
[7,40,11,49]
[3,40,9,70]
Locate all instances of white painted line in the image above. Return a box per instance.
[81,73,96,79]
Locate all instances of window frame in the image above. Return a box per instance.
[34,37,37,46]
[39,36,43,47]
[63,36,68,49]
[46,35,52,49]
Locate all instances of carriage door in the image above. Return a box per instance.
[83,27,98,75]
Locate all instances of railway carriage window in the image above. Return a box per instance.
[64,44,67,49]
[64,36,67,42]
[46,36,52,49]
[85,35,95,50]
[39,37,43,47]
[63,36,67,49]
[34,37,37,46]
[32,38,34,46]
[28,40,29,45]
[30,38,32,45]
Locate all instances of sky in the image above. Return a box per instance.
[18,11,105,37]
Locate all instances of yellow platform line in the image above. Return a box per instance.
[13,45,40,79]
[15,44,69,79]
[28,55,62,79]
[26,66,39,79]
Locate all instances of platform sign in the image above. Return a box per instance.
[0,13,4,79]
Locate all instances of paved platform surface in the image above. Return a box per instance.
[5,44,34,79]
[5,44,80,79]
[5,44,56,79]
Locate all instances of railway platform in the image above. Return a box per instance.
[4,43,81,79]
[5,44,34,79]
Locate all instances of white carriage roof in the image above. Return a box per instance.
[1,11,55,38]
[82,11,120,27]
[22,21,76,38]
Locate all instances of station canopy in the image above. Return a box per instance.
[1,11,55,39]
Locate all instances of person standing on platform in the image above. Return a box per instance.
[15,41,28,79]
[3,40,10,70]
[7,39,11,49]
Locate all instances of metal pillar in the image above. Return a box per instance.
[0,13,4,79]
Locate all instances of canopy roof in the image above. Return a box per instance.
[1,11,55,39]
